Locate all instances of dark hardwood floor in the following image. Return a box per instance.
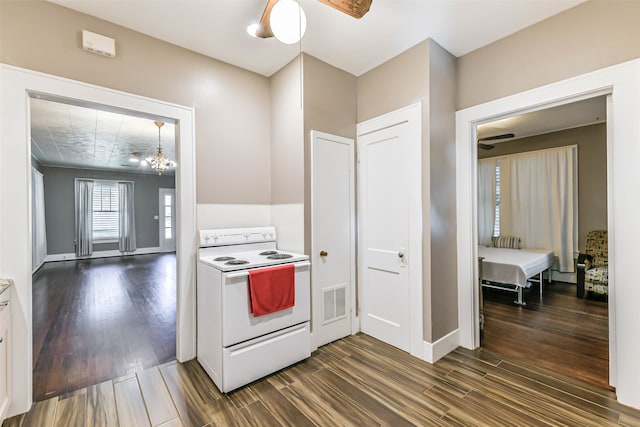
[32,253,176,402]
[481,280,609,390]
[5,333,639,426]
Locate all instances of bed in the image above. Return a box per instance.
[478,246,555,305]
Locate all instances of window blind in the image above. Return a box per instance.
[93,181,119,241]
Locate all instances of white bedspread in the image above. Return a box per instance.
[478,246,555,287]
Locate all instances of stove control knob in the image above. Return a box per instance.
[242,231,250,239]
[203,234,210,241]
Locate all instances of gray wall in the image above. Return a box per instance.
[270,56,303,205]
[1,0,271,205]
[427,41,458,341]
[42,166,175,254]
[302,54,357,256]
[478,123,607,250]
[457,1,640,109]
[357,39,458,343]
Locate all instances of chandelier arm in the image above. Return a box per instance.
[148,121,175,175]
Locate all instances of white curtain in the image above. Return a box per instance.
[477,158,497,246]
[500,146,577,272]
[31,167,47,271]
[74,179,94,257]
[118,181,136,253]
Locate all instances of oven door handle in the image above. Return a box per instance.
[225,261,310,279]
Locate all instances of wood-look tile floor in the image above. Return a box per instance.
[5,333,640,426]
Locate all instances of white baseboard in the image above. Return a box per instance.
[422,328,460,363]
[44,246,167,263]
[551,270,576,284]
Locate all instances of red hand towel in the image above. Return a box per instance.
[248,264,295,317]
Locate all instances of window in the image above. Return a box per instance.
[93,181,119,241]
[493,162,501,237]
[163,193,173,240]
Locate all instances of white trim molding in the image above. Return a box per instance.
[0,64,197,417]
[44,246,168,263]
[456,58,640,409]
[423,329,460,364]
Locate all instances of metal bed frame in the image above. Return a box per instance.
[481,268,549,306]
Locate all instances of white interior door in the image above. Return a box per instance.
[358,104,422,354]
[159,188,176,251]
[311,131,355,349]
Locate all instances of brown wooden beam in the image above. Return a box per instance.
[317,0,372,19]
[256,0,278,38]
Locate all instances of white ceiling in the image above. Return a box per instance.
[49,0,585,77]
[477,96,607,144]
[30,97,176,174]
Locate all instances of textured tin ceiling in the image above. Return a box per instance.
[30,97,176,174]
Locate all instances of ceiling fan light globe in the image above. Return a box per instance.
[246,23,260,38]
[270,0,306,44]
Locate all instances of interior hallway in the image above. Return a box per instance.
[32,253,176,401]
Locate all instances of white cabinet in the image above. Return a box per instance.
[0,279,11,422]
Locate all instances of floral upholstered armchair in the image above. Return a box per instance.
[577,230,608,298]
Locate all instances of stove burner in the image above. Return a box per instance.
[259,251,278,256]
[225,259,249,265]
[214,256,235,261]
[267,253,293,260]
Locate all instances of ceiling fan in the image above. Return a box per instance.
[477,133,515,150]
[252,0,372,40]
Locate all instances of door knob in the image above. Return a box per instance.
[398,251,405,259]
[320,250,328,257]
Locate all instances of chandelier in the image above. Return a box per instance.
[146,121,176,175]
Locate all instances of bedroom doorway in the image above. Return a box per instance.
[456,59,640,408]
[474,96,610,390]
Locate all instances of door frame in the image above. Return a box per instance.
[456,59,640,407]
[357,103,423,359]
[159,188,177,252]
[310,130,357,350]
[0,64,197,416]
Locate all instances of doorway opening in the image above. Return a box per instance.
[451,59,640,402]
[1,65,196,415]
[475,96,609,389]
[30,95,179,400]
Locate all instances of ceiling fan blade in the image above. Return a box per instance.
[254,0,372,40]
[477,133,515,142]
[316,0,372,19]
[256,0,278,38]
[478,143,495,150]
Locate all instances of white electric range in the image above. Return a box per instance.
[196,226,311,393]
